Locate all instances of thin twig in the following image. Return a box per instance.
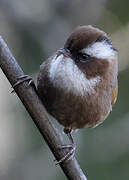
[0,36,87,180]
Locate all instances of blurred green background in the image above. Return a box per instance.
[0,0,129,179]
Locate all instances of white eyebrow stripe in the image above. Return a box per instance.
[81,40,116,59]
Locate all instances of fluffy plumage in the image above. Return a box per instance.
[37,25,118,130]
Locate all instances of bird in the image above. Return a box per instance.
[13,25,118,163]
[37,25,118,163]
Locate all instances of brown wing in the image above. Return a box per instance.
[112,87,118,105]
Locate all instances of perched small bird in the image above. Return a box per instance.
[37,25,118,162]
[13,25,118,163]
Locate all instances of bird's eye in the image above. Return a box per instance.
[77,52,90,62]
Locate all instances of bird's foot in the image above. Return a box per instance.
[55,129,76,165]
[55,143,76,165]
[11,75,36,93]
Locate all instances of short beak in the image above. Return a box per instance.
[57,48,72,58]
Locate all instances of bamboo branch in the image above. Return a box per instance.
[0,36,87,180]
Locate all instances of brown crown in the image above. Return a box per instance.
[64,25,108,52]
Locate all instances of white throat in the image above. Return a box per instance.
[49,54,100,96]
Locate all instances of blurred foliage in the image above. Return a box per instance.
[0,0,129,180]
[16,28,45,73]
[107,0,129,25]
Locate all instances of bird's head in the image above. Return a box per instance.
[49,25,118,96]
